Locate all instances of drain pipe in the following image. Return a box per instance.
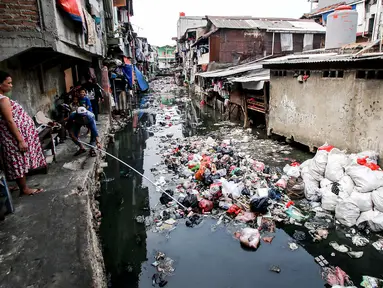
[372,0,382,41]
[79,141,188,210]
[271,32,275,56]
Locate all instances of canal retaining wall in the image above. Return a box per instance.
[268,70,383,159]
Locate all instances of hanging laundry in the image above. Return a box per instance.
[83,8,96,45]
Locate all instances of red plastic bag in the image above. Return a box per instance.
[318,145,334,152]
[200,155,211,167]
[357,156,368,166]
[357,156,381,171]
[57,0,83,22]
[227,204,241,215]
[199,199,213,213]
[290,162,300,167]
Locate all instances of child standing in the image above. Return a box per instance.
[78,88,93,113]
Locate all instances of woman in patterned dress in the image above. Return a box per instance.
[0,71,46,195]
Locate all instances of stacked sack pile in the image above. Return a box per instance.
[299,144,383,231]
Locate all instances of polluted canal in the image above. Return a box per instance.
[100,77,383,288]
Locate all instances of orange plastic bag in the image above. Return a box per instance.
[195,166,206,181]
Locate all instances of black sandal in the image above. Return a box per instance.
[74,148,86,156]
[89,149,97,157]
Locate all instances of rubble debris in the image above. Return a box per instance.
[315,255,329,267]
[293,230,306,241]
[270,265,281,273]
[330,241,350,253]
[329,242,364,258]
[288,242,298,251]
[235,228,260,249]
[322,266,353,287]
[262,236,274,243]
[372,239,383,251]
[360,276,383,288]
[351,235,369,247]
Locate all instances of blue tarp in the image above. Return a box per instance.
[134,66,149,92]
[122,64,133,88]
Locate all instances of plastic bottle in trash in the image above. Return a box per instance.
[286,206,306,221]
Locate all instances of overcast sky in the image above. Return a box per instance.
[131,0,312,46]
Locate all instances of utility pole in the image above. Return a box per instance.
[373,0,383,41]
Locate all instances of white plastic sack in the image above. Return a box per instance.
[325,148,348,182]
[302,167,321,201]
[300,159,312,170]
[367,212,383,232]
[320,178,333,188]
[345,164,383,193]
[338,175,355,196]
[356,210,383,232]
[205,137,217,146]
[283,164,300,178]
[372,187,383,213]
[350,191,373,212]
[335,198,360,227]
[257,188,269,198]
[320,186,338,211]
[221,178,241,199]
[308,149,329,181]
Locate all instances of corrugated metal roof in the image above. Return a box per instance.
[196,63,264,78]
[305,0,363,17]
[228,70,270,83]
[177,17,207,39]
[262,53,383,65]
[207,17,326,33]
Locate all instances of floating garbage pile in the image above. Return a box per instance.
[151,77,181,94]
[145,126,383,287]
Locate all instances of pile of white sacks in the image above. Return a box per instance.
[296,145,383,231]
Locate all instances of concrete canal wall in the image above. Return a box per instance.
[268,70,383,158]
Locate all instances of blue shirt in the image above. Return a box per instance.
[68,111,99,138]
[79,96,93,112]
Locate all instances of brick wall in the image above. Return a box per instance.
[0,0,39,31]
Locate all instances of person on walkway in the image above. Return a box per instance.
[66,107,101,157]
[82,77,103,121]
[0,71,46,195]
[78,88,93,113]
[70,95,80,112]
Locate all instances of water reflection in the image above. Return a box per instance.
[100,124,150,287]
